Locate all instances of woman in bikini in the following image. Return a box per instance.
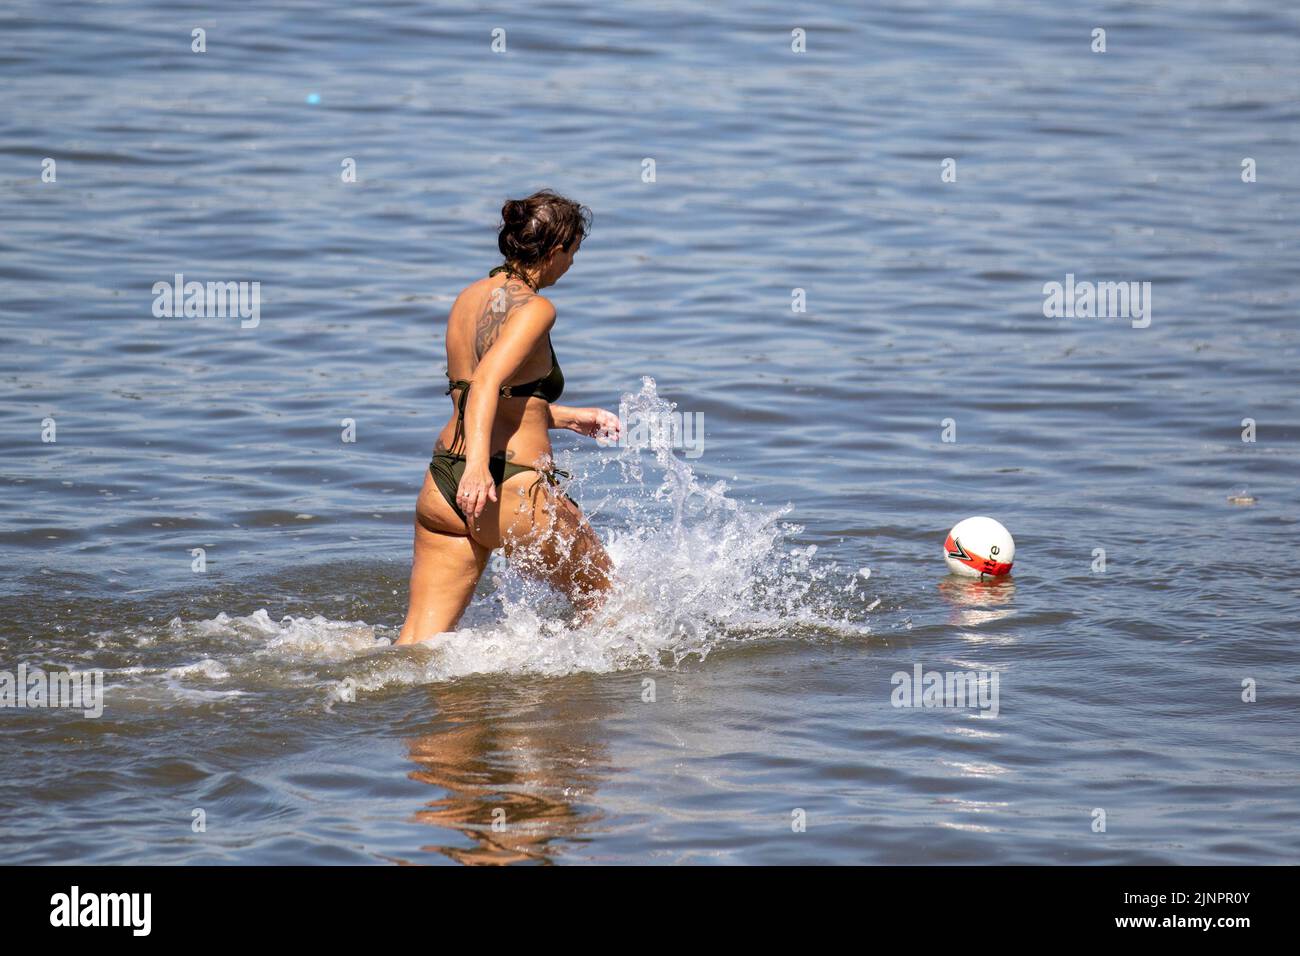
[397,190,620,645]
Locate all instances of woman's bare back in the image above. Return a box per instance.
[435,273,556,463]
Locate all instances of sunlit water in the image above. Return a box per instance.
[1,0,1298,864]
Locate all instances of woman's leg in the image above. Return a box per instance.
[397,471,491,645]
[492,471,614,615]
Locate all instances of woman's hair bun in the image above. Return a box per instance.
[501,199,527,224]
[497,189,592,267]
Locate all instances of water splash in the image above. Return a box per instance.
[121,378,872,703]
[394,376,868,683]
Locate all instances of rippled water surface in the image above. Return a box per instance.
[1,0,1298,864]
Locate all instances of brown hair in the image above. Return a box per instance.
[497,189,592,268]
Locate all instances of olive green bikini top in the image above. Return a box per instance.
[443,265,565,456]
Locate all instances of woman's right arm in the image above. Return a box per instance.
[549,404,623,442]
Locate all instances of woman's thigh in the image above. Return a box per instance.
[488,472,613,609]
[397,516,490,644]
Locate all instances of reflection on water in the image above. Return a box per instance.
[400,681,612,865]
[936,576,1018,631]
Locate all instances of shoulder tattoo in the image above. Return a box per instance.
[475,277,536,358]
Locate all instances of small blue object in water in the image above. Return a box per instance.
[305,92,321,105]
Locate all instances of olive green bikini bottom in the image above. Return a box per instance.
[429,450,572,525]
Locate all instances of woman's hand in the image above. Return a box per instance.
[455,459,498,521]
[558,406,622,444]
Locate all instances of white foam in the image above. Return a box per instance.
[151,378,870,702]
[162,659,231,680]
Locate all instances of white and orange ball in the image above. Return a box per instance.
[943,516,1015,579]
